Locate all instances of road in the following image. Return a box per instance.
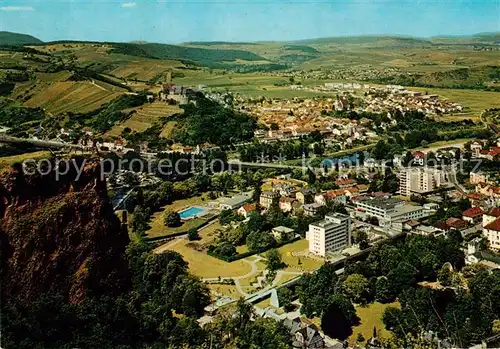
[0,134,85,150]
[417,141,467,154]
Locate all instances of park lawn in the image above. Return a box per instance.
[348,301,401,346]
[207,284,242,299]
[236,245,249,254]
[276,273,300,286]
[145,195,208,238]
[238,273,262,287]
[275,239,324,272]
[198,221,222,244]
[411,138,474,151]
[147,217,207,239]
[254,297,272,309]
[167,239,253,278]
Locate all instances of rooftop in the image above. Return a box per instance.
[485,218,500,232]
[272,226,295,233]
[357,196,404,210]
[218,194,251,207]
[463,207,484,218]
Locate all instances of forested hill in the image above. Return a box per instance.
[111,42,267,67]
[0,31,43,46]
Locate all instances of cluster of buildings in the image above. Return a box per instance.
[362,88,462,115]
[469,140,500,160]
[353,195,431,233]
[259,179,369,217]
[241,97,378,144]
[398,167,453,196]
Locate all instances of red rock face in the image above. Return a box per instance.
[0,159,130,305]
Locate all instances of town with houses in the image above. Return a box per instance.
[8,77,498,348]
[1,56,499,349]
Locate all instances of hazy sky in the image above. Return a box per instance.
[0,0,499,43]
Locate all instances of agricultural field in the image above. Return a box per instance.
[106,102,181,137]
[410,87,500,121]
[21,81,123,114]
[108,59,183,81]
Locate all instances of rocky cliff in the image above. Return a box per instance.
[0,158,130,305]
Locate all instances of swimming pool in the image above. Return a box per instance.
[178,206,206,220]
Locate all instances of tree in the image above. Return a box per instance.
[437,264,453,286]
[131,205,150,234]
[164,210,181,227]
[492,319,500,335]
[266,249,284,272]
[278,288,295,312]
[246,231,276,252]
[357,333,365,343]
[375,276,394,303]
[299,262,340,317]
[219,209,237,225]
[353,230,369,250]
[343,274,370,304]
[187,228,199,241]
[212,241,237,258]
[321,294,357,340]
[382,306,404,333]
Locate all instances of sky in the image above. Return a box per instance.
[0,0,499,43]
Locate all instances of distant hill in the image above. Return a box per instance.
[111,42,267,68]
[0,31,43,46]
[293,35,433,47]
[431,32,500,45]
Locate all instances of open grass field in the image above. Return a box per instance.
[410,87,500,120]
[23,81,123,114]
[106,102,181,137]
[0,151,50,172]
[197,221,222,245]
[109,59,183,81]
[207,284,241,299]
[348,301,401,346]
[272,239,324,272]
[167,239,253,278]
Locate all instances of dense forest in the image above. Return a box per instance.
[111,42,266,68]
[173,97,257,146]
[295,233,500,347]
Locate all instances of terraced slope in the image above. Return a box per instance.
[106,102,181,137]
[23,81,123,114]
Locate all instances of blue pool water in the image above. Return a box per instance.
[179,206,205,219]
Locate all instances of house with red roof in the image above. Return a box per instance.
[279,197,297,213]
[445,217,468,230]
[412,151,426,166]
[237,203,257,218]
[476,183,500,200]
[483,207,500,227]
[335,178,357,189]
[484,217,500,250]
[462,207,484,224]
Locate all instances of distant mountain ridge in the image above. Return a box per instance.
[0,31,43,46]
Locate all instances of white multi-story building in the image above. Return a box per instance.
[483,208,500,250]
[307,213,351,257]
[355,196,427,227]
[398,167,449,197]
